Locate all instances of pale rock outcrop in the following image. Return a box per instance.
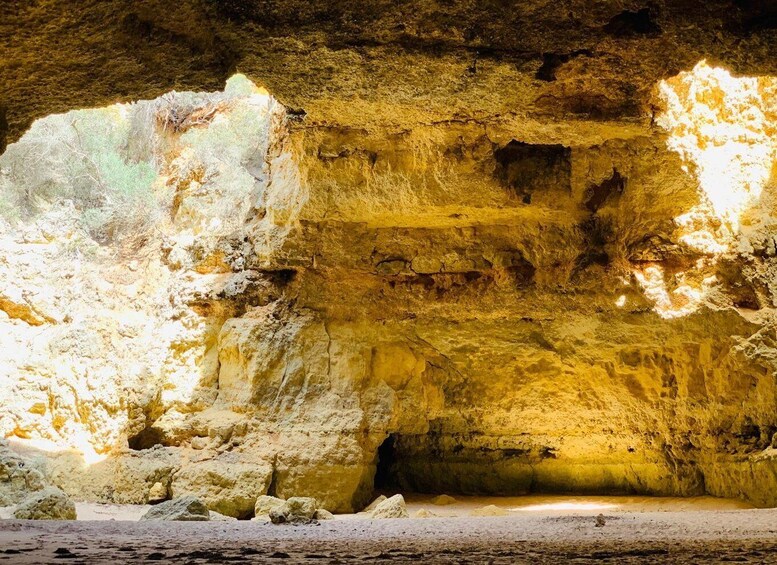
[170,453,272,518]
[0,442,46,506]
[148,482,168,504]
[210,510,238,521]
[140,496,210,521]
[254,495,285,519]
[370,495,409,519]
[13,487,76,520]
[315,509,335,520]
[414,508,440,518]
[362,495,387,513]
[269,497,319,524]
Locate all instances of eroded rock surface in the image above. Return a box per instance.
[371,495,409,519]
[140,496,210,521]
[0,4,777,513]
[13,487,76,520]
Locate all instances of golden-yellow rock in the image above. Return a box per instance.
[0,45,776,515]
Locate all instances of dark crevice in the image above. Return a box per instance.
[493,141,572,203]
[374,434,398,491]
[573,216,614,274]
[732,0,777,33]
[266,462,279,497]
[604,7,661,37]
[585,169,626,212]
[536,49,593,82]
[128,426,166,450]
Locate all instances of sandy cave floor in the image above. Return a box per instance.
[1,495,776,563]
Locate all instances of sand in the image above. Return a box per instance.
[1,495,775,563]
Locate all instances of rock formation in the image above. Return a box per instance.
[370,495,410,519]
[13,487,77,520]
[140,496,210,521]
[0,1,776,514]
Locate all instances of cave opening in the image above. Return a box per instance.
[373,434,398,492]
[493,140,571,203]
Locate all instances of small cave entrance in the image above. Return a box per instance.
[127,425,166,451]
[493,141,571,204]
[373,434,398,491]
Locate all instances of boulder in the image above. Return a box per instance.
[147,481,169,504]
[210,510,238,521]
[362,495,387,512]
[431,494,457,506]
[269,497,318,524]
[13,487,76,520]
[140,496,210,521]
[314,508,335,520]
[170,455,272,518]
[370,494,409,519]
[254,494,285,519]
[470,505,509,517]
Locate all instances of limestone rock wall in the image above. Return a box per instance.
[0,18,776,513]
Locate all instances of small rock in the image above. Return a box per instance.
[140,496,210,521]
[269,497,318,524]
[190,436,209,450]
[469,505,509,517]
[430,494,457,506]
[314,509,334,520]
[595,513,606,527]
[210,510,238,521]
[362,495,387,513]
[370,494,409,519]
[13,487,76,520]
[254,494,285,519]
[147,482,168,504]
[414,508,439,518]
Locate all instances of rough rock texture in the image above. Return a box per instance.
[315,509,335,520]
[362,496,387,513]
[210,510,238,521]
[12,487,76,520]
[0,441,47,506]
[140,496,210,521]
[269,497,319,524]
[1,1,777,513]
[371,494,409,519]
[254,495,285,519]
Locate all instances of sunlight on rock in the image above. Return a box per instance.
[0,75,302,458]
[635,61,777,318]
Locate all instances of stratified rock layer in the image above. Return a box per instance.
[0,3,777,513]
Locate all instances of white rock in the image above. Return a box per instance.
[370,494,408,519]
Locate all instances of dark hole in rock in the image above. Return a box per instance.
[604,7,661,37]
[733,0,777,32]
[536,50,593,82]
[493,141,571,203]
[573,217,614,274]
[585,169,626,212]
[127,426,166,450]
[374,434,398,490]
